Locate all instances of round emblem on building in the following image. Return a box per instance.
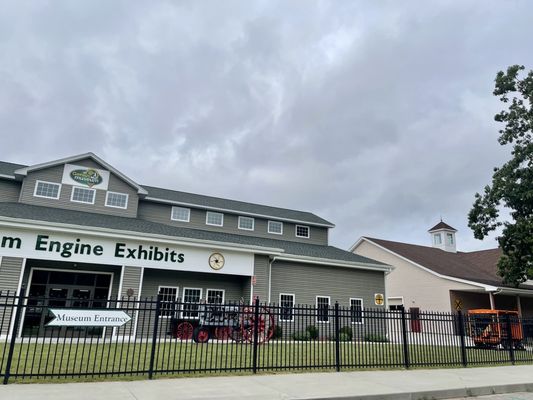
[374,293,384,306]
[209,252,225,270]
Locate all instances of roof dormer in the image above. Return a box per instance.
[428,220,457,253]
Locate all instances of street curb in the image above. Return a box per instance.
[304,382,533,400]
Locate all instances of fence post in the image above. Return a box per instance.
[457,311,467,367]
[148,296,161,380]
[252,297,260,374]
[3,287,25,385]
[334,302,340,372]
[505,313,515,365]
[400,306,410,369]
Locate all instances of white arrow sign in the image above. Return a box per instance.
[47,309,132,327]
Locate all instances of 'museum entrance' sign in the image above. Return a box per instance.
[47,309,132,327]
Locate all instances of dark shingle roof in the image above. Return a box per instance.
[428,221,457,232]
[365,237,531,289]
[0,161,25,177]
[142,185,334,227]
[0,160,333,227]
[0,202,384,267]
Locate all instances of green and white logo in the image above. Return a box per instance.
[70,169,103,188]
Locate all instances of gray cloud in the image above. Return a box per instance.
[1,0,532,252]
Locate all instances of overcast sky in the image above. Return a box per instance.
[1,1,532,252]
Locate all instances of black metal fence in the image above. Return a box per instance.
[1,290,533,384]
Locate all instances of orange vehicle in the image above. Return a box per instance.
[467,309,524,349]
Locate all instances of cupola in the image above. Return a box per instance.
[428,220,457,252]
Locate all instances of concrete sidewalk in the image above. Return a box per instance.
[1,365,533,400]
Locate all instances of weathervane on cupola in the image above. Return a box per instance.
[428,219,457,253]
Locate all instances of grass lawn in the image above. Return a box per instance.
[1,340,532,383]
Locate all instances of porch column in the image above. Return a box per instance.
[516,295,522,317]
[489,292,495,310]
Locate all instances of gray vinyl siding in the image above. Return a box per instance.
[19,160,139,217]
[0,180,21,202]
[138,200,329,245]
[115,266,143,337]
[135,269,248,338]
[253,255,270,302]
[270,261,386,339]
[0,257,24,336]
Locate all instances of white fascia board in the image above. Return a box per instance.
[272,254,393,273]
[357,237,498,291]
[143,196,336,228]
[348,236,366,252]
[14,152,148,196]
[0,217,284,256]
[0,174,16,180]
[495,287,533,296]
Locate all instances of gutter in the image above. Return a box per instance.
[271,254,393,273]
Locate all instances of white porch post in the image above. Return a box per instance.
[516,295,522,317]
[489,292,495,310]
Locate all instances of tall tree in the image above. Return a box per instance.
[468,65,533,286]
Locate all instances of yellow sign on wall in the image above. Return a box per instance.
[374,293,384,306]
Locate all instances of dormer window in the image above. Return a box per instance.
[433,233,442,245]
[34,181,61,199]
[71,187,95,204]
[206,211,223,226]
[295,225,310,238]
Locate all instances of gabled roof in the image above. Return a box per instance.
[0,155,334,228]
[142,185,334,227]
[12,152,148,195]
[0,202,386,270]
[428,221,457,232]
[358,237,532,290]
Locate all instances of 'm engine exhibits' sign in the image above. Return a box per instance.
[47,309,132,327]
[0,227,254,276]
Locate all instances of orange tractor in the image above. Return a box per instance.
[467,309,524,349]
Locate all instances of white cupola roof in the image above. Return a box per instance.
[428,220,457,253]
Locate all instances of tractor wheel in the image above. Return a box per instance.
[242,306,276,344]
[176,322,194,340]
[193,327,210,343]
[215,326,232,341]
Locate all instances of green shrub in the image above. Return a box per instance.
[339,326,353,340]
[292,331,311,341]
[364,333,388,342]
[271,325,283,339]
[306,325,319,339]
[339,332,351,342]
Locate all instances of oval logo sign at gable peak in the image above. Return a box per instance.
[70,169,103,188]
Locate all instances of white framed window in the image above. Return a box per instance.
[71,186,96,204]
[206,212,223,226]
[171,206,190,222]
[268,220,283,235]
[105,191,128,209]
[182,287,202,319]
[316,296,330,323]
[388,297,404,311]
[279,293,295,322]
[206,289,225,304]
[238,216,255,231]
[158,286,179,318]
[433,233,442,245]
[446,233,454,245]
[34,180,61,199]
[350,298,364,324]
[295,225,310,238]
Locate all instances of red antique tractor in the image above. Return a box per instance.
[170,302,275,344]
[467,309,524,349]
